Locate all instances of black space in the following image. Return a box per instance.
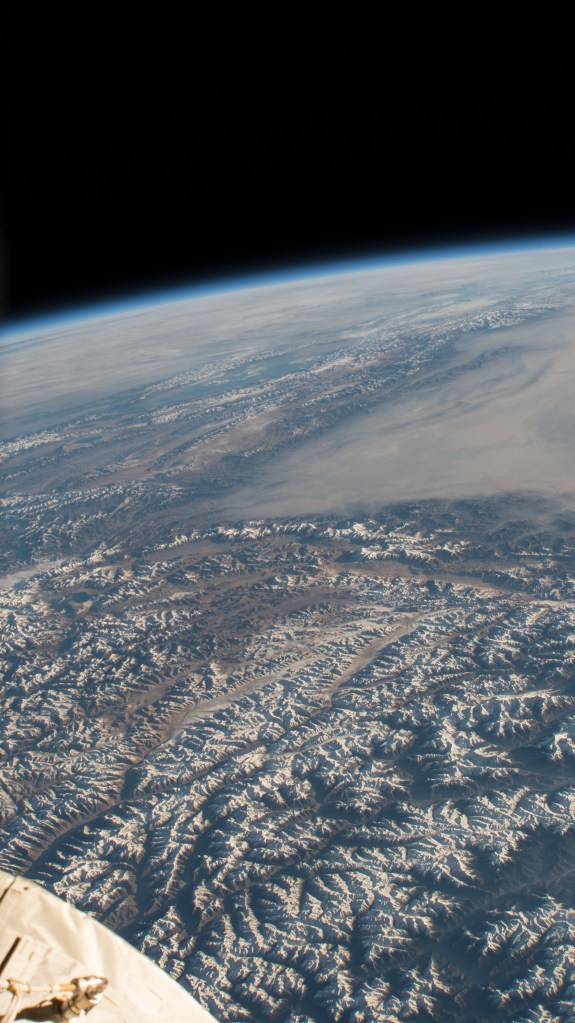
[5,68,575,325]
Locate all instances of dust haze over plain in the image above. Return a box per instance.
[229,300,575,517]
[4,245,575,517]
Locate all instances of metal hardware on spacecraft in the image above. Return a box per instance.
[0,871,216,1022]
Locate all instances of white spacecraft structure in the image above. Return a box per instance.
[0,871,217,1022]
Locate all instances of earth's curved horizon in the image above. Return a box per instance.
[2,241,575,1022]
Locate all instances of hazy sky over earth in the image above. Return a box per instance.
[5,244,574,515]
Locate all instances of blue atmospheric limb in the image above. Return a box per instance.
[3,231,575,342]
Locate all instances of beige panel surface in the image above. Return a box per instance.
[0,871,216,1022]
